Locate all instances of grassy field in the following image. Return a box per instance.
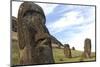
[52,48,96,63]
[12,40,96,65]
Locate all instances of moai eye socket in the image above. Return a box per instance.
[23,10,34,17]
[23,10,45,24]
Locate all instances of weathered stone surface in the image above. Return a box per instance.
[72,46,75,50]
[12,16,17,32]
[64,44,72,58]
[17,2,54,65]
[83,38,91,58]
[50,35,63,48]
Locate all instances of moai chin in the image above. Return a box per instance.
[64,44,72,58]
[17,2,54,65]
[83,38,91,58]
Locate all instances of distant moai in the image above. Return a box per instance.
[72,46,75,50]
[64,44,72,58]
[83,38,91,58]
[12,16,17,32]
[17,2,54,65]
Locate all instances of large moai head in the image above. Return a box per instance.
[64,44,72,58]
[83,38,91,58]
[17,2,54,65]
[17,2,47,49]
[12,16,17,32]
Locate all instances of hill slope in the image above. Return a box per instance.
[53,48,96,63]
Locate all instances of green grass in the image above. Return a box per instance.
[12,40,20,65]
[12,40,96,65]
[52,48,96,63]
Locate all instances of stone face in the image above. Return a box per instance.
[17,2,54,65]
[64,44,72,58]
[12,16,17,32]
[83,38,91,58]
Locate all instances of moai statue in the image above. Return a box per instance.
[12,16,17,32]
[64,44,72,58]
[72,46,75,50]
[17,2,54,65]
[83,38,91,58]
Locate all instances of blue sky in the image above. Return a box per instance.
[12,2,95,51]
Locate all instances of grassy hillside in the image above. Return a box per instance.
[12,40,96,65]
[52,48,96,63]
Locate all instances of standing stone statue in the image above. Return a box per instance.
[83,38,91,58]
[72,46,75,50]
[17,2,54,65]
[64,44,72,58]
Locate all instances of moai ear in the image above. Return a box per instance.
[12,16,17,32]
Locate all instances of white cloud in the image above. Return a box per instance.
[36,3,58,15]
[47,7,95,52]
[47,11,84,34]
[61,22,95,52]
